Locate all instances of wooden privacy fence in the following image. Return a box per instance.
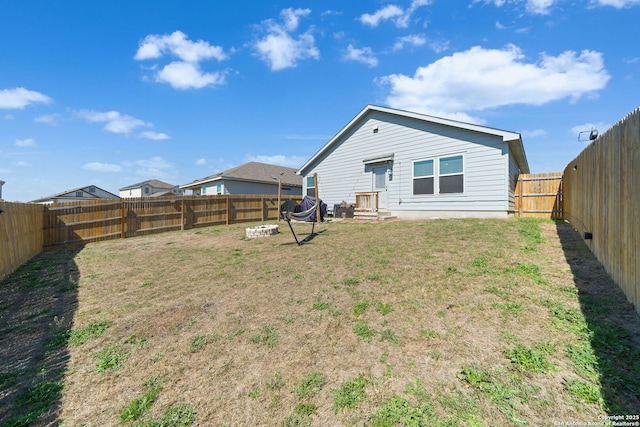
[514,172,563,219]
[563,107,640,314]
[42,194,300,247]
[0,201,44,280]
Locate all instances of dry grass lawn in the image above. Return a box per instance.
[1,218,639,426]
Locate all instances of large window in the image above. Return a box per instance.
[412,155,464,195]
[413,160,434,195]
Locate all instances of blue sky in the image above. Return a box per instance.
[1,0,638,202]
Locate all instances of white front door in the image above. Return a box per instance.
[373,167,388,210]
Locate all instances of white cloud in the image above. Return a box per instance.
[34,113,61,125]
[135,30,228,90]
[135,30,227,62]
[359,0,431,28]
[77,110,151,134]
[15,138,36,147]
[344,45,379,67]
[16,161,29,167]
[393,34,427,51]
[254,9,319,71]
[195,158,207,166]
[590,0,640,7]
[474,0,559,14]
[155,61,226,89]
[0,87,52,109]
[280,8,311,32]
[138,131,170,140]
[133,156,172,170]
[4,114,15,120]
[83,162,123,172]
[244,154,307,168]
[360,5,404,27]
[379,45,610,123]
[521,129,548,138]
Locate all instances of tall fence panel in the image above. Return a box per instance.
[0,201,44,280]
[42,194,301,247]
[563,107,640,314]
[514,172,563,218]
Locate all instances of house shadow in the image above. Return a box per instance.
[0,243,84,425]
[554,221,640,413]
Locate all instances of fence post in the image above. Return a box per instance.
[226,195,230,225]
[518,175,523,218]
[181,196,185,231]
[120,199,126,239]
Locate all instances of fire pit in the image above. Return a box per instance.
[245,224,279,239]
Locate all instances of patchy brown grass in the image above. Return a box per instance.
[1,218,639,426]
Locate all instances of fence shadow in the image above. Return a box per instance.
[555,221,640,413]
[0,244,84,424]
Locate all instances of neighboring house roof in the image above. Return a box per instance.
[119,179,177,191]
[181,162,302,189]
[298,104,530,175]
[31,185,119,203]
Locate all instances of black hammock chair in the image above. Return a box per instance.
[281,196,326,245]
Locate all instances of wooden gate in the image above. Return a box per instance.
[514,172,563,219]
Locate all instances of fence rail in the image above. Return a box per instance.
[563,107,639,314]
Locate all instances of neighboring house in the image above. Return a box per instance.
[31,185,119,204]
[297,104,530,219]
[181,162,302,196]
[119,179,184,198]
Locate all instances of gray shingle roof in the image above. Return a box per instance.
[181,162,302,189]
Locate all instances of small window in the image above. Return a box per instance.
[216,183,222,195]
[201,186,206,195]
[76,191,83,197]
[144,187,150,195]
[306,176,315,196]
[439,155,464,194]
[88,187,96,193]
[413,159,434,195]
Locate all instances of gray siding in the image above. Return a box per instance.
[304,111,512,215]
[216,180,302,196]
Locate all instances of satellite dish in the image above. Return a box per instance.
[578,129,598,142]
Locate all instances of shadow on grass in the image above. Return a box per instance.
[555,221,640,414]
[0,244,84,426]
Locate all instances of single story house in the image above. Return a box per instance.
[119,179,183,198]
[180,162,302,196]
[31,185,119,204]
[297,105,530,219]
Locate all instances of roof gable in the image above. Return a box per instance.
[298,105,530,174]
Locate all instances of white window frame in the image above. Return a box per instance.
[412,153,465,196]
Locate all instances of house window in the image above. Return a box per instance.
[88,187,96,193]
[144,187,150,195]
[306,176,315,196]
[439,155,464,194]
[413,159,434,195]
[374,168,386,190]
[201,186,206,195]
[216,183,222,195]
[76,191,83,197]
